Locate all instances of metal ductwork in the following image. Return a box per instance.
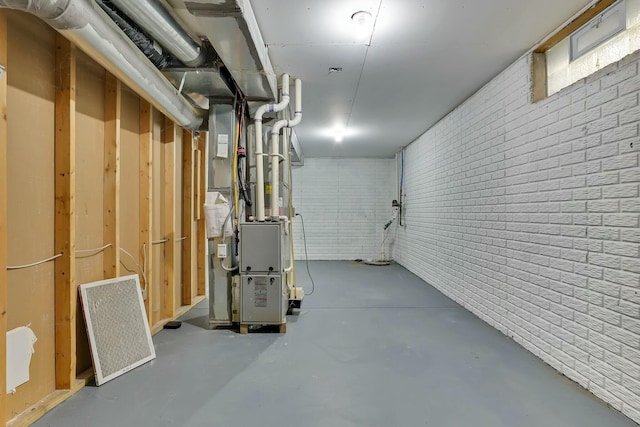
[0,0,205,130]
[107,0,207,68]
[290,129,304,166]
[177,0,278,101]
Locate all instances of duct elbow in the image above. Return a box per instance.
[288,112,302,128]
[271,120,288,135]
[180,44,208,68]
[255,105,270,120]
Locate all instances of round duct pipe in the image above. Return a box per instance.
[107,0,207,67]
[0,0,205,130]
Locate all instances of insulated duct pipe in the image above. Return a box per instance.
[107,0,207,67]
[0,0,204,130]
[254,73,289,222]
[270,78,301,218]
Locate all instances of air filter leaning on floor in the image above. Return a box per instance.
[79,275,156,386]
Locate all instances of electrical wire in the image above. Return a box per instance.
[76,243,113,254]
[119,246,147,291]
[296,213,315,296]
[75,243,113,258]
[7,253,63,270]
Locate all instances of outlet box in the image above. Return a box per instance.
[217,243,227,258]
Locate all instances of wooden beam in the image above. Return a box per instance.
[0,10,7,425]
[181,130,193,306]
[196,133,207,297]
[139,100,153,323]
[531,52,548,103]
[54,34,77,390]
[103,73,120,279]
[6,379,85,427]
[535,0,618,53]
[162,117,175,318]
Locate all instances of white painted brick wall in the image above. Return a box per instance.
[394,50,640,422]
[292,158,394,260]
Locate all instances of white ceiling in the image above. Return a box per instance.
[248,0,594,158]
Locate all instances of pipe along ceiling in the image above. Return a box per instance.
[0,0,264,130]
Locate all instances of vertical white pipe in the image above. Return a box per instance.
[270,131,281,217]
[255,73,289,221]
[287,79,303,128]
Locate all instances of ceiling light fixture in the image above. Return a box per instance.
[351,10,373,42]
[334,128,346,143]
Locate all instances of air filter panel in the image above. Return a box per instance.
[79,275,156,386]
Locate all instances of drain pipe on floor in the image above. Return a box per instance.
[0,0,205,130]
[254,73,289,222]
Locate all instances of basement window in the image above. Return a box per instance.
[570,0,626,61]
[534,0,640,100]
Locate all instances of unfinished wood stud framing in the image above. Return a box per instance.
[196,133,207,297]
[103,73,120,279]
[163,117,176,318]
[0,10,7,425]
[139,100,153,323]
[54,34,77,391]
[2,17,206,424]
[181,130,194,306]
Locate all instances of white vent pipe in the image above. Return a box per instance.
[288,79,303,128]
[254,73,289,221]
[107,0,207,67]
[0,0,205,130]
[270,78,301,218]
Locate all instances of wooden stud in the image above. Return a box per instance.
[535,0,618,53]
[196,133,207,296]
[139,100,153,323]
[103,73,120,279]
[0,10,7,425]
[195,149,202,221]
[181,130,193,306]
[163,117,175,318]
[54,34,77,390]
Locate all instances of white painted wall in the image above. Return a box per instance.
[291,158,395,260]
[395,50,640,423]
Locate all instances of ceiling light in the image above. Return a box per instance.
[334,128,346,143]
[351,10,373,41]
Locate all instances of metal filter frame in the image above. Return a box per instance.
[79,274,156,386]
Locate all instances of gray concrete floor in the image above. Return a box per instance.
[33,261,636,427]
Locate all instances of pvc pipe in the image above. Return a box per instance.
[281,216,294,272]
[270,78,300,219]
[0,0,205,130]
[270,119,287,218]
[287,79,303,128]
[255,73,289,221]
